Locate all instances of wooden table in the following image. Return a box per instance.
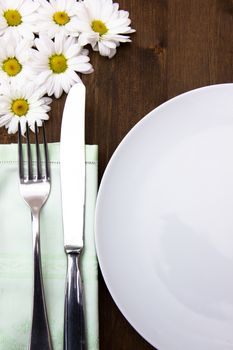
[1,0,232,349]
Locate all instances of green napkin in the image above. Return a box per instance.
[0,143,99,350]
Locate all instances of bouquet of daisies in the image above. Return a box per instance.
[0,0,135,134]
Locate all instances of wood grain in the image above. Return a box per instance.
[0,0,232,349]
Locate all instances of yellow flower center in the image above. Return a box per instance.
[4,9,22,26]
[11,99,29,117]
[49,54,67,73]
[91,20,108,35]
[2,57,22,77]
[53,11,70,25]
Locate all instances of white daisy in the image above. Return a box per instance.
[32,33,93,98]
[75,0,135,58]
[34,0,80,38]
[0,33,35,86]
[0,0,39,41]
[0,82,52,134]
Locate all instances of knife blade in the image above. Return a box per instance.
[60,82,86,350]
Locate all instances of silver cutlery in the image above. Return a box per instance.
[60,83,86,350]
[18,121,53,350]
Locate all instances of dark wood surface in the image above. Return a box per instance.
[1,1,233,349]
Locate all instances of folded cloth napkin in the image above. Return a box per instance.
[0,143,99,350]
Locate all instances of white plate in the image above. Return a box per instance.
[95,84,233,350]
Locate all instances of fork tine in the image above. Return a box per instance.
[35,121,42,180]
[26,122,33,180]
[18,122,24,180]
[42,122,50,180]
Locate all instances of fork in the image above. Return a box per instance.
[18,121,53,350]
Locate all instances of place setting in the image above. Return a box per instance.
[0,1,233,350]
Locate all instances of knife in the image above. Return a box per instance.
[60,82,86,350]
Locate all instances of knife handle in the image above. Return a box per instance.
[64,251,85,350]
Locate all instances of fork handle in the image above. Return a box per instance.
[64,251,85,350]
[30,213,53,350]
